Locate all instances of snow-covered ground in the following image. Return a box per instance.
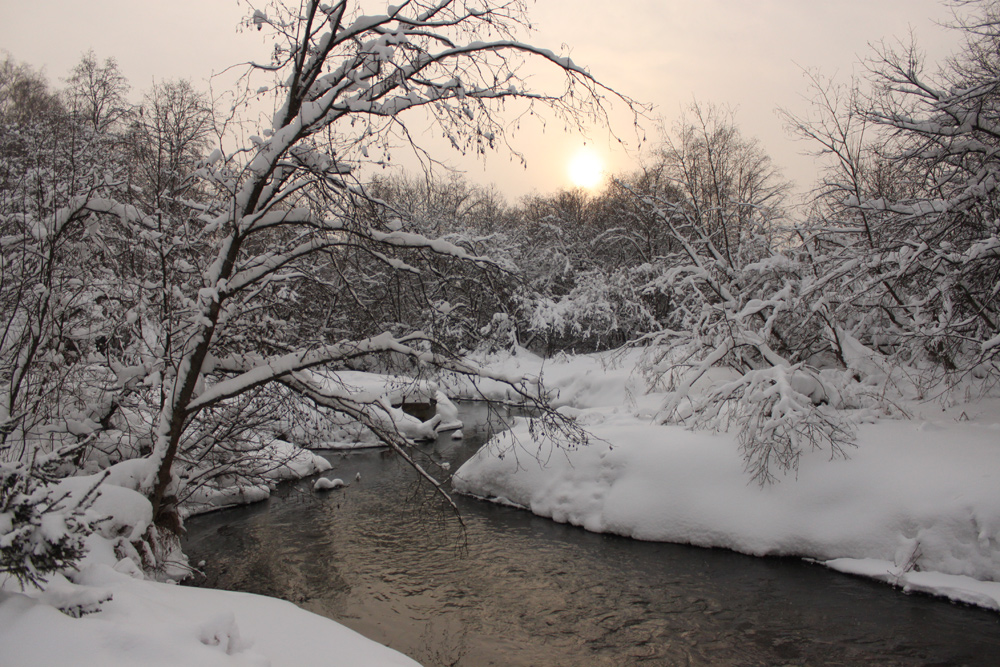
[452,348,1000,611]
[0,370,468,666]
[1,451,421,666]
[0,565,421,667]
[6,347,997,665]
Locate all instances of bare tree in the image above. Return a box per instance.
[655,102,791,264]
[130,79,215,201]
[64,50,131,133]
[0,55,64,127]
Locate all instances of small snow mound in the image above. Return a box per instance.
[451,430,464,440]
[198,612,251,656]
[113,557,144,580]
[434,391,463,432]
[313,477,347,491]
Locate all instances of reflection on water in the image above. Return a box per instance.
[184,404,1000,666]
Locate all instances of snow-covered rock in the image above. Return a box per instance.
[313,477,347,491]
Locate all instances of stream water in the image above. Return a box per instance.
[183,403,1000,666]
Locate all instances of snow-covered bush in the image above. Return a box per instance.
[620,127,872,482]
[623,5,1000,483]
[670,364,856,484]
[0,462,98,587]
[781,4,1000,386]
[521,266,660,353]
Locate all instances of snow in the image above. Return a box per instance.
[0,565,421,667]
[453,349,1000,611]
[822,558,1000,610]
[1,363,472,666]
[445,346,653,411]
[293,372,464,449]
[313,476,347,491]
[434,391,462,432]
[0,474,419,667]
[181,440,332,518]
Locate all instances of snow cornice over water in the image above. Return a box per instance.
[450,348,1000,611]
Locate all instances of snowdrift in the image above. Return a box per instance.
[1,468,420,667]
[452,349,1000,610]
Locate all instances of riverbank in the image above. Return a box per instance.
[4,346,997,665]
[0,564,421,666]
[0,368,474,666]
[451,348,1000,611]
[180,404,1000,665]
[0,469,422,666]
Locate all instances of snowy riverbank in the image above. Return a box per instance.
[0,497,422,666]
[0,451,422,666]
[0,369,469,666]
[0,564,421,666]
[452,348,1000,611]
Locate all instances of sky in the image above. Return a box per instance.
[0,0,964,200]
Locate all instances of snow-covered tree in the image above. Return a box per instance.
[623,181,862,485]
[0,56,134,580]
[22,1,631,532]
[780,1,1000,384]
[630,2,1000,484]
[497,106,793,357]
[0,461,101,587]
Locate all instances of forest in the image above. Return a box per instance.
[2,0,1000,664]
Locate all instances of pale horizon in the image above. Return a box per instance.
[0,0,962,200]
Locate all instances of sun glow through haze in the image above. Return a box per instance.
[568,146,604,189]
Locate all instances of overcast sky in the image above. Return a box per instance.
[0,0,964,199]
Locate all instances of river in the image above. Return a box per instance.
[183,403,1000,666]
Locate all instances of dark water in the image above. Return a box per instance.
[183,404,1000,666]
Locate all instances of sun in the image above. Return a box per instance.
[568,145,604,190]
